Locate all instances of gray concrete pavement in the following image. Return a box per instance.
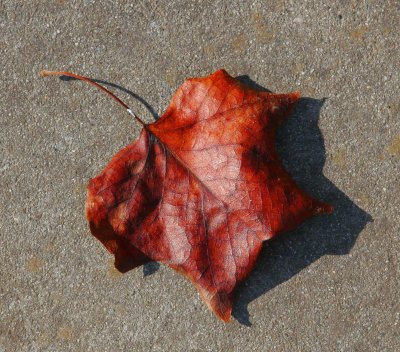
[1,1,399,351]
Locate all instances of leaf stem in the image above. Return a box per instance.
[40,70,146,127]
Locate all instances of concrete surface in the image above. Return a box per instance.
[1,1,399,351]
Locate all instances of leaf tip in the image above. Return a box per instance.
[314,202,334,215]
[292,90,301,100]
[209,292,233,323]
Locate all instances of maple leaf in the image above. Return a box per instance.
[41,69,333,322]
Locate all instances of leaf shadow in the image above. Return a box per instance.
[233,75,372,326]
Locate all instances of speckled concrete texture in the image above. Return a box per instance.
[1,1,399,351]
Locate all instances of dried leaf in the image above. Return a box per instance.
[43,69,333,321]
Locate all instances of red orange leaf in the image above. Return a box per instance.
[43,69,333,321]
